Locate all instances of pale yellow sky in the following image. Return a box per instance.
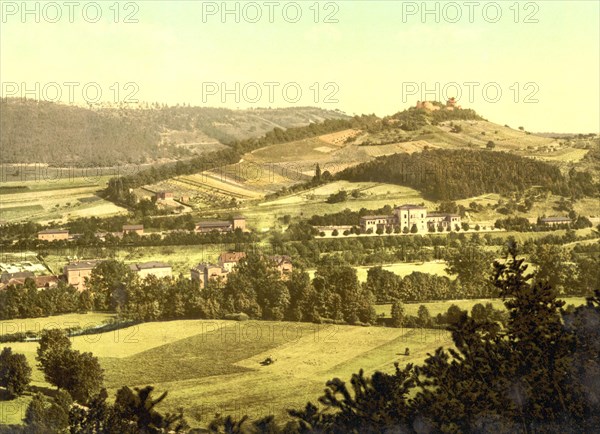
[1,1,599,132]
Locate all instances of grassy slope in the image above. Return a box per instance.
[1,318,450,428]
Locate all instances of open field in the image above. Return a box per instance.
[1,318,451,428]
[374,296,588,318]
[0,176,127,223]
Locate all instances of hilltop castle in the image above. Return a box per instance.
[416,97,461,111]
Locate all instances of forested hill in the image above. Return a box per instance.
[337,149,598,200]
[0,99,349,166]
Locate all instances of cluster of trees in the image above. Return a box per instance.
[84,255,376,325]
[1,385,187,434]
[365,267,452,303]
[337,149,598,201]
[383,104,482,131]
[36,329,104,402]
[325,190,349,204]
[3,225,255,252]
[0,280,90,320]
[308,206,395,226]
[363,243,497,303]
[277,227,597,267]
[389,301,505,329]
[0,347,31,398]
[0,329,102,405]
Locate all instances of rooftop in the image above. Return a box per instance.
[1,271,35,283]
[219,252,247,263]
[541,217,571,222]
[64,260,102,271]
[123,224,144,230]
[196,220,232,227]
[396,204,427,210]
[191,263,221,272]
[130,261,171,271]
[38,229,69,234]
[360,215,392,220]
[270,255,292,265]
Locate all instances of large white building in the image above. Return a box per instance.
[360,205,461,233]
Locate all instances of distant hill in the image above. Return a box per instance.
[0,99,349,166]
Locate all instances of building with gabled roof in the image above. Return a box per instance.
[38,229,69,241]
[129,261,172,279]
[195,216,247,233]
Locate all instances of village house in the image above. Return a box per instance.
[195,215,247,233]
[37,229,69,241]
[64,260,102,292]
[541,216,571,227]
[190,263,227,289]
[122,224,144,235]
[129,261,172,279]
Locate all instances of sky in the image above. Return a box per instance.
[1,0,599,133]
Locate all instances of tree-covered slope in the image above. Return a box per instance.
[337,148,598,200]
[0,99,349,166]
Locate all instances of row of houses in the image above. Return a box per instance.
[1,260,174,292]
[37,216,248,242]
[359,205,461,233]
[62,251,292,292]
